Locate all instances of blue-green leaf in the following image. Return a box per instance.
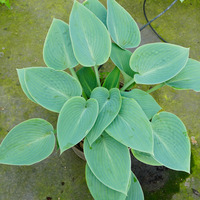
[131,149,162,166]
[102,66,120,90]
[165,58,200,92]
[43,18,78,70]
[85,163,126,200]
[107,0,141,49]
[151,112,191,173]
[126,172,144,200]
[0,119,55,165]
[17,68,37,103]
[25,67,82,113]
[130,43,189,84]
[84,132,131,194]
[106,97,153,154]
[121,89,161,120]
[110,43,135,84]
[76,67,97,98]
[69,1,111,66]
[83,0,107,27]
[86,87,122,145]
[57,96,98,153]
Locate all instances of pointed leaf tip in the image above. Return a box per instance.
[43,18,78,70]
[84,132,131,194]
[107,0,141,49]
[69,0,111,66]
[151,112,191,173]
[83,0,107,27]
[17,68,37,103]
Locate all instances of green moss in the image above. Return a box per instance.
[0,0,199,199]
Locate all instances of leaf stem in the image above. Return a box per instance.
[94,64,101,87]
[69,68,79,80]
[120,78,135,91]
[146,83,165,93]
[69,68,87,100]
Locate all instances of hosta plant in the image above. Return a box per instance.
[1,0,199,199]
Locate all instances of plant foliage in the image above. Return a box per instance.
[1,0,199,199]
[0,0,10,9]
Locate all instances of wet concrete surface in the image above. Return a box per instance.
[0,0,200,199]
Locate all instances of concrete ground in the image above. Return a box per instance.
[0,0,200,199]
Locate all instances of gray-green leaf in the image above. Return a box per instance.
[69,1,111,66]
[107,0,141,49]
[165,58,200,92]
[106,97,153,154]
[57,96,98,153]
[0,118,55,165]
[85,163,126,200]
[83,0,107,27]
[151,112,191,173]
[84,132,131,194]
[130,43,189,84]
[110,43,135,84]
[121,89,161,120]
[25,67,82,113]
[86,87,122,145]
[131,149,162,166]
[126,172,144,200]
[17,68,37,103]
[43,18,78,70]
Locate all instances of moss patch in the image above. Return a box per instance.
[0,0,200,199]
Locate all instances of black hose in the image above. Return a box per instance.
[140,0,178,43]
[98,0,178,70]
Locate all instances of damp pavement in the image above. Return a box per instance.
[0,0,200,199]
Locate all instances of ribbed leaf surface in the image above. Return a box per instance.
[43,18,78,70]
[130,43,189,84]
[110,43,135,84]
[0,118,55,165]
[85,164,126,200]
[121,89,161,120]
[131,149,162,166]
[107,0,141,49]
[83,0,107,27]
[152,112,191,173]
[17,68,37,103]
[84,132,131,194]
[166,58,200,92]
[69,1,111,66]
[57,97,98,153]
[126,172,144,200]
[25,67,82,113]
[86,87,122,145]
[106,97,153,154]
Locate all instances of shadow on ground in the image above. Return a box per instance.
[0,0,200,199]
